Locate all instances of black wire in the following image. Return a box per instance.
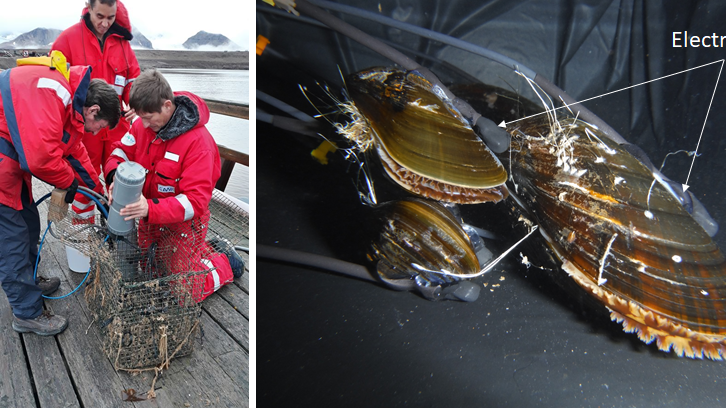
[257,244,376,282]
[264,0,628,145]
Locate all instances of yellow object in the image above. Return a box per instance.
[16,50,70,81]
[256,35,271,56]
[311,140,337,165]
[264,0,299,16]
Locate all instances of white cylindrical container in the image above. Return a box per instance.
[65,245,91,273]
[108,161,146,236]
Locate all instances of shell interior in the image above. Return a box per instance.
[373,198,480,287]
[345,67,508,204]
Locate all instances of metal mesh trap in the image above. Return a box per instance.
[83,219,205,370]
[207,189,250,249]
[48,188,249,370]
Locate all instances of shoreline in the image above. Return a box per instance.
[0,49,249,70]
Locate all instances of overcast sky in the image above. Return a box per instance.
[0,0,250,50]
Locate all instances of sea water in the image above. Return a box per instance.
[159,69,249,201]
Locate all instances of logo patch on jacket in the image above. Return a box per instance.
[158,184,175,194]
[121,133,136,146]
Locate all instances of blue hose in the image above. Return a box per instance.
[34,187,109,218]
[33,188,110,299]
[35,192,52,205]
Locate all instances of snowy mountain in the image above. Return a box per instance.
[0,28,61,48]
[0,27,241,51]
[0,26,154,49]
[182,31,240,50]
[131,27,153,49]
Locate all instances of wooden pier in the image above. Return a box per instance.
[0,180,249,407]
[204,98,250,193]
[0,80,251,406]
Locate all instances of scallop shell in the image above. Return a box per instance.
[345,67,508,204]
[508,116,726,359]
[373,198,479,286]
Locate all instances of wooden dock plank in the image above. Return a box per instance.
[198,313,250,395]
[201,295,249,350]
[149,352,215,406]
[216,350,250,400]
[239,266,250,293]
[147,309,251,406]
[23,334,80,408]
[235,250,250,294]
[0,292,36,408]
[184,347,249,407]
[151,311,246,407]
[215,282,249,320]
[198,312,240,357]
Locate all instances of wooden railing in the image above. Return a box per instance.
[0,87,250,192]
[203,98,250,192]
[205,98,249,119]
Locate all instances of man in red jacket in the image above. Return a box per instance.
[52,0,140,222]
[105,70,243,302]
[0,60,120,336]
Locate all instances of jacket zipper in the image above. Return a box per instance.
[147,135,160,155]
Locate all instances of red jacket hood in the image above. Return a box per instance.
[81,0,132,35]
[177,91,211,128]
[154,92,210,141]
[68,65,93,129]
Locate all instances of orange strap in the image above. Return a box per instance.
[256,35,271,56]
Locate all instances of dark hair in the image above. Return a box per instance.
[88,0,117,8]
[129,69,175,113]
[85,78,121,128]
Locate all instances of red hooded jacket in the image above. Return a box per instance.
[0,65,100,210]
[105,92,222,225]
[105,92,231,301]
[52,0,140,141]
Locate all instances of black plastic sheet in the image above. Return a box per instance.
[257,1,726,406]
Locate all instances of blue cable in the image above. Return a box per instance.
[34,221,90,299]
[36,192,52,205]
[34,188,109,218]
[78,188,109,219]
[33,188,111,299]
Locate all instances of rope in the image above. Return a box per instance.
[111,320,200,399]
[158,326,169,370]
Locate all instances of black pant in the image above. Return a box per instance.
[0,183,42,319]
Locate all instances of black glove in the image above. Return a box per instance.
[64,179,79,204]
[105,169,116,187]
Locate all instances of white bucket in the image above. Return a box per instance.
[65,245,90,273]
